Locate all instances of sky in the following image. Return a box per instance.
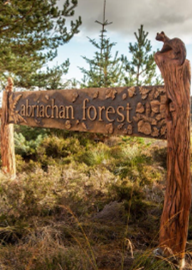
[54,0,192,84]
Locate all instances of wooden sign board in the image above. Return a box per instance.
[7,86,167,139]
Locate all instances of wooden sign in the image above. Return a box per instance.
[6,86,167,139]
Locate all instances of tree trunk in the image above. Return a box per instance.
[1,78,16,179]
[154,32,191,268]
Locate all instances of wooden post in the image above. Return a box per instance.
[154,32,191,268]
[1,78,16,179]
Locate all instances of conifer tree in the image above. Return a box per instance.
[79,0,123,88]
[0,0,81,89]
[123,25,161,86]
[80,37,123,88]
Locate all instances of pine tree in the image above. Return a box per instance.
[80,37,123,88]
[0,0,81,89]
[79,0,123,88]
[123,25,161,86]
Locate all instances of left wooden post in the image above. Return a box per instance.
[1,77,16,179]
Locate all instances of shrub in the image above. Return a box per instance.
[14,132,45,158]
[75,142,110,167]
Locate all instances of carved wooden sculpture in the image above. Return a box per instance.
[155,32,191,267]
[1,78,16,179]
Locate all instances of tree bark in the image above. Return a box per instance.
[1,78,16,179]
[154,32,191,267]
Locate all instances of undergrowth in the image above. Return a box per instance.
[0,127,191,269]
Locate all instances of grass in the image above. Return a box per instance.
[0,129,191,269]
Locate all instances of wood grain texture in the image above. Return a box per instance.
[1,78,16,179]
[155,32,191,263]
[6,86,167,140]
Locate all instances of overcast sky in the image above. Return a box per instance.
[56,0,192,82]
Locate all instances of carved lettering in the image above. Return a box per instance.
[20,104,26,116]
[36,102,40,117]
[39,105,45,118]
[26,100,32,117]
[51,99,58,119]
[8,86,167,139]
[82,98,89,120]
[98,106,105,121]
[87,106,97,121]
[66,106,74,120]
[45,105,51,118]
[106,106,115,122]
[19,99,75,120]
[58,105,65,119]
[117,106,125,122]
[31,105,36,117]
[126,103,132,123]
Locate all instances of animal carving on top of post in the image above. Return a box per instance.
[156,31,186,65]
[155,32,191,268]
